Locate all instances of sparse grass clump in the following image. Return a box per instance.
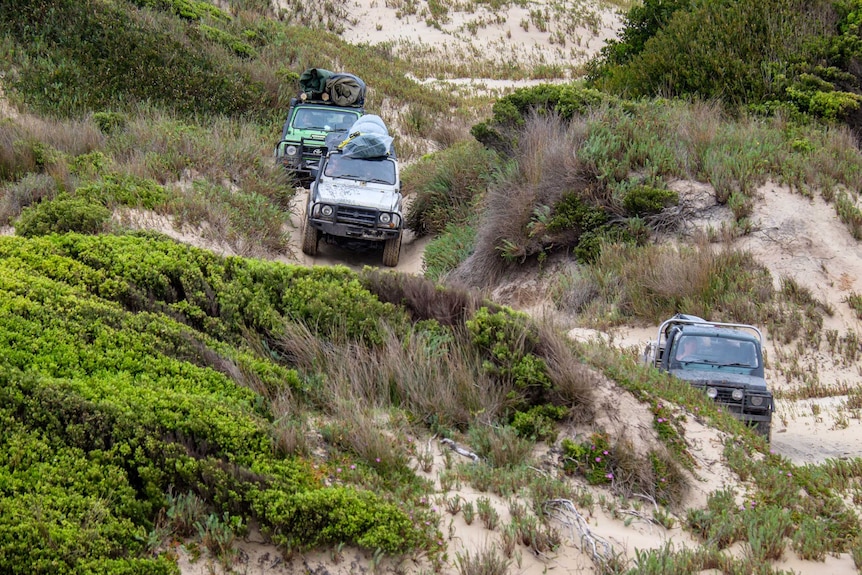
[404,139,497,237]
[847,292,862,320]
[422,222,477,281]
[455,544,511,575]
[570,242,773,326]
[467,425,533,469]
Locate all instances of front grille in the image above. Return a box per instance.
[694,383,772,414]
[713,388,739,403]
[336,206,377,226]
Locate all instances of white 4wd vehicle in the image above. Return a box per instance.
[301,120,403,267]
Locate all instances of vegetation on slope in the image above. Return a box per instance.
[3,0,862,572]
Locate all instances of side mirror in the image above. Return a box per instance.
[309,165,320,181]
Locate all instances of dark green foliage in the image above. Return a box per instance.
[547,193,608,234]
[510,404,568,442]
[466,306,552,405]
[92,112,129,135]
[0,0,267,118]
[622,185,679,217]
[547,192,635,262]
[15,195,110,237]
[587,0,862,129]
[588,0,691,71]
[470,85,611,154]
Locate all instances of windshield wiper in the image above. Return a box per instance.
[679,359,719,365]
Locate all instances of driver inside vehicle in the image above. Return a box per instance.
[676,337,701,361]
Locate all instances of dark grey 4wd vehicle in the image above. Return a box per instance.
[643,314,774,440]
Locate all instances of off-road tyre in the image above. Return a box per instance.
[301,221,319,256]
[382,234,401,267]
[755,419,771,443]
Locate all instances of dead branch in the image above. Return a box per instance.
[543,498,614,568]
[439,437,479,461]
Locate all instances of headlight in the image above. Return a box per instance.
[379,213,391,224]
[750,395,764,406]
[732,389,744,401]
[285,145,298,156]
[706,387,718,399]
[321,205,334,217]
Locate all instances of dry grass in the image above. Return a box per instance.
[445,112,592,289]
[274,317,514,431]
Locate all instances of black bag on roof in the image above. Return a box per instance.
[326,73,366,107]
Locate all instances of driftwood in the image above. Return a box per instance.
[439,437,480,461]
[544,498,615,567]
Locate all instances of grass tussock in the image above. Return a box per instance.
[446,112,593,288]
[566,241,773,326]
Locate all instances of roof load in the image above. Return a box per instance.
[340,133,394,159]
[349,114,388,136]
[297,69,366,107]
[298,68,333,97]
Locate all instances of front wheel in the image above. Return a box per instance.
[301,221,319,256]
[382,234,401,267]
[754,419,771,443]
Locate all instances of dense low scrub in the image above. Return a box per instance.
[587,0,862,131]
[0,233,435,570]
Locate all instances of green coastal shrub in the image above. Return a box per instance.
[75,174,169,209]
[15,195,110,237]
[0,233,438,569]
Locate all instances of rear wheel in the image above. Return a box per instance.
[301,221,319,256]
[382,234,401,267]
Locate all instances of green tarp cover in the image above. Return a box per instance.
[299,68,334,95]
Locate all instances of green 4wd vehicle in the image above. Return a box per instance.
[274,69,366,184]
[643,314,774,440]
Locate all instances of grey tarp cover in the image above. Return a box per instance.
[349,114,388,136]
[340,133,393,159]
[325,73,366,107]
[299,68,334,96]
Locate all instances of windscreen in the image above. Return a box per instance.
[674,335,759,368]
[324,155,396,185]
[294,108,357,131]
